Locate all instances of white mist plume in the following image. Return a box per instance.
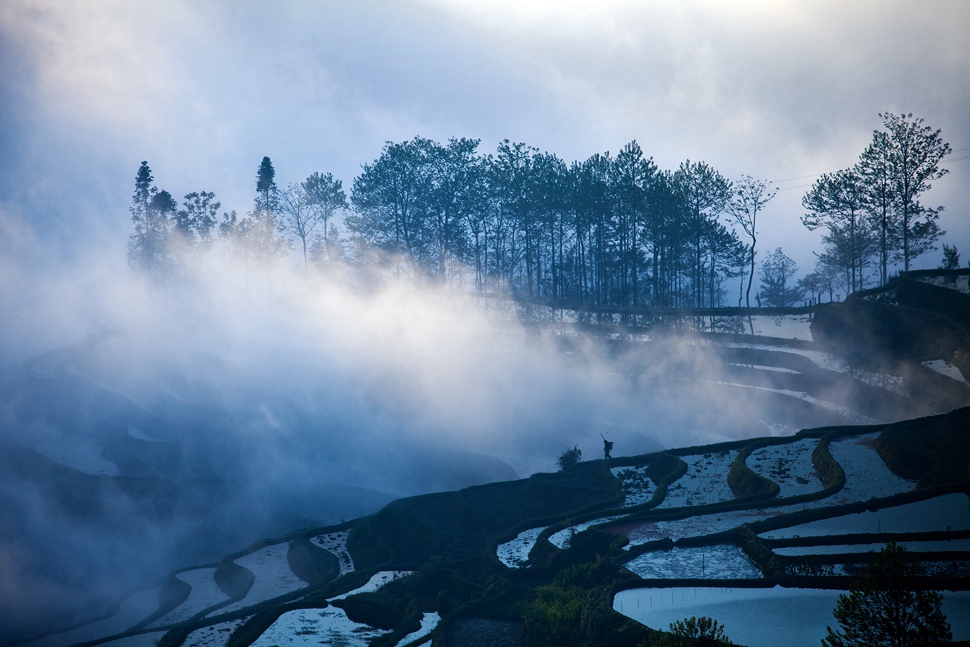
[0,218,841,638]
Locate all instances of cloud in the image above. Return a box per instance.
[2,0,967,274]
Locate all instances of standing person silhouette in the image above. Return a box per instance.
[601,434,613,460]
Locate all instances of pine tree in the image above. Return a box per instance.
[878,113,950,271]
[759,247,804,307]
[801,168,871,293]
[822,543,952,647]
[247,156,287,263]
[663,616,734,646]
[126,161,174,271]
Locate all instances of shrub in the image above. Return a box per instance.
[558,445,583,471]
[822,543,952,647]
[647,616,734,646]
[523,561,648,647]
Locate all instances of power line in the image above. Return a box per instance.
[771,173,822,183]
[771,146,968,186]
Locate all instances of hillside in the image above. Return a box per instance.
[11,407,969,647]
[4,270,970,647]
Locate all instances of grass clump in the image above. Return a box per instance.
[558,445,583,471]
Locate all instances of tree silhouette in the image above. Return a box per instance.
[857,129,896,285]
[941,244,960,270]
[557,445,582,471]
[822,543,952,647]
[246,156,287,263]
[302,171,347,266]
[878,113,950,272]
[175,191,221,252]
[801,168,871,294]
[657,616,734,646]
[759,247,804,307]
[127,161,176,271]
[727,176,776,308]
[675,161,732,309]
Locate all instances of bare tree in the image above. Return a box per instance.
[279,184,317,267]
[727,176,777,308]
[279,173,348,268]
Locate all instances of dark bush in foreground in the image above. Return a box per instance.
[822,543,952,647]
[558,445,583,471]
[650,616,734,646]
[523,561,651,647]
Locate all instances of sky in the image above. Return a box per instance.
[1,0,968,277]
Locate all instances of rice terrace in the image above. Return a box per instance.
[6,270,970,647]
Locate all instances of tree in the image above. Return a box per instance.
[425,138,483,282]
[175,191,220,252]
[675,161,732,308]
[348,138,434,268]
[800,262,843,304]
[759,247,804,307]
[822,543,952,647]
[570,152,614,305]
[879,113,951,271]
[612,141,657,306]
[727,176,777,307]
[813,217,880,294]
[302,171,347,266]
[279,184,316,267]
[130,160,153,223]
[703,219,744,308]
[657,616,734,646]
[491,140,540,294]
[150,190,177,228]
[255,155,279,218]
[802,168,871,293]
[940,243,960,270]
[857,130,897,285]
[557,445,582,471]
[246,156,288,263]
[532,150,570,301]
[127,161,171,271]
[643,169,689,307]
[219,209,243,250]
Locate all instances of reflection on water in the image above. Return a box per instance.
[762,493,970,539]
[773,538,970,556]
[614,586,970,647]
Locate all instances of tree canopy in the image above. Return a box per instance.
[822,543,952,647]
[126,113,956,304]
[802,112,952,287]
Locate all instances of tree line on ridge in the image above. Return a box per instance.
[127,113,953,309]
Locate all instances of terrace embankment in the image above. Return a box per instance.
[876,406,970,487]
